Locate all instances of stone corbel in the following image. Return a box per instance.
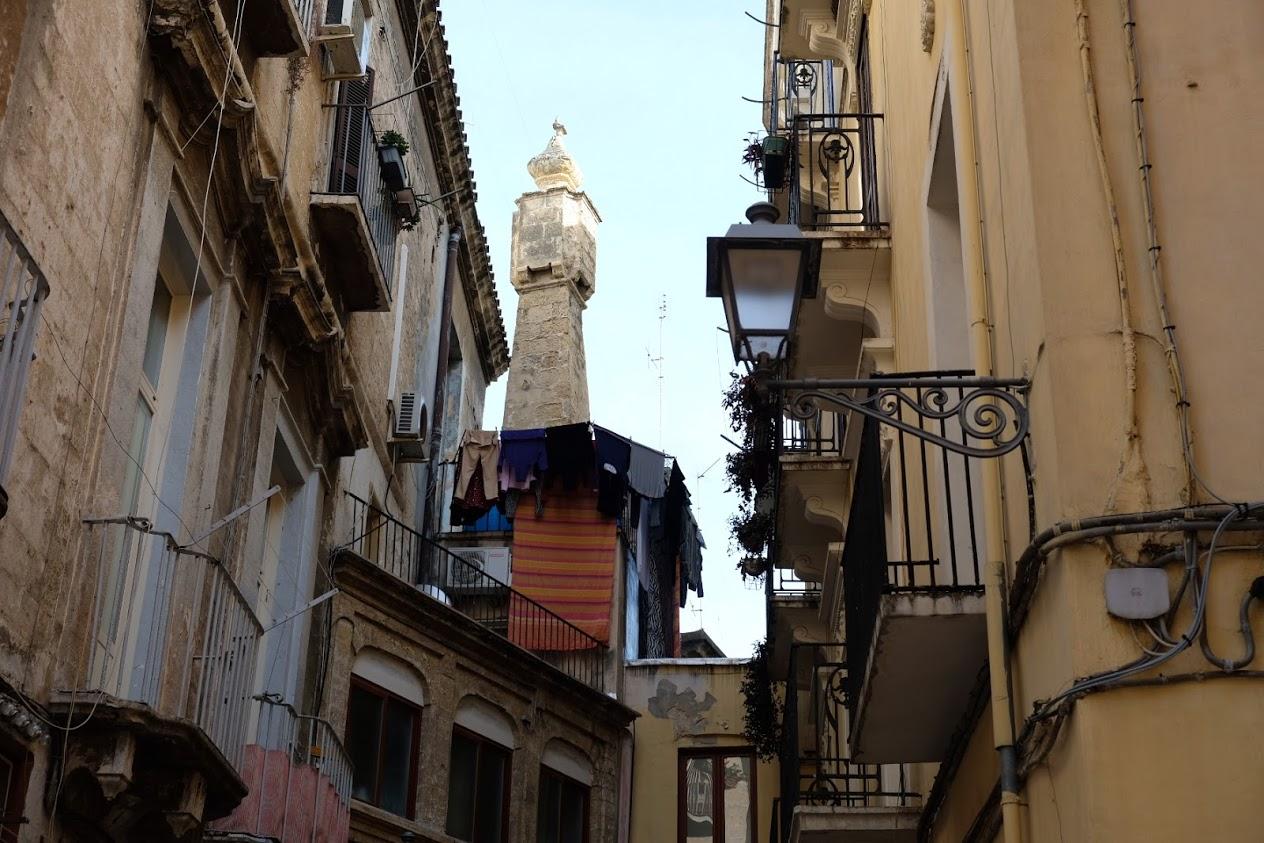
[798,10,847,62]
[804,494,847,535]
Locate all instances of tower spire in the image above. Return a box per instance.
[503,124,602,429]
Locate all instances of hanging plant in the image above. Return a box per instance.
[741,637,783,761]
[723,372,777,578]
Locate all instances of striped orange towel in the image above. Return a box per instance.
[509,483,616,650]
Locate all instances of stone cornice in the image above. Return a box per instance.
[401,0,511,384]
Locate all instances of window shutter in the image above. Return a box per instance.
[329,68,375,194]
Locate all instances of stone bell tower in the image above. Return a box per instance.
[502,121,601,429]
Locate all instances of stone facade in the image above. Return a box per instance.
[328,552,634,842]
[0,0,506,839]
[503,125,601,430]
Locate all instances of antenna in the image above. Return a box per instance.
[646,295,668,448]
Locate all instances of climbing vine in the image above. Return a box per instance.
[740,637,783,761]
[723,372,777,579]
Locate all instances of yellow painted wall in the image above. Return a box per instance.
[771,0,1264,839]
[626,660,778,843]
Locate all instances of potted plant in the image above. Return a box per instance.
[378,129,410,192]
[395,189,421,231]
[741,132,791,191]
[760,134,791,189]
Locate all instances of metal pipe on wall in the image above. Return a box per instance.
[945,1,1025,841]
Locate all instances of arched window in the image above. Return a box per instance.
[346,649,424,818]
[446,697,515,842]
[537,740,593,843]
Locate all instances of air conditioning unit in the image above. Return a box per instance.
[389,391,428,462]
[317,0,371,80]
[447,546,511,593]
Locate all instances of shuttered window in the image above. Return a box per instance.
[329,69,375,195]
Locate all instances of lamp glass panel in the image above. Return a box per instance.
[725,247,801,333]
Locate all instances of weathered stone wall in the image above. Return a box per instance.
[502,186,599,429]
[328,556,633,842]
[0,0,506,837]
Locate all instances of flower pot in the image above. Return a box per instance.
[378,145,408,192]
[741,556,768,578]
[761,135,791,190]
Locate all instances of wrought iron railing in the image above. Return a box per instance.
[772,566,822,599]
[344,493,607,692]
[786,113,884,231]
[769,57,839,131]
[317,103,399,287]
[210,697,353,842]
[834,370,1032,713]
[76,517,262,771]
[777,643,917,841]
[781,406,844,457]
[0,210,49,492]
[292,0,315,35]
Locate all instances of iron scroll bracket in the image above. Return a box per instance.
[769,375,1031,459]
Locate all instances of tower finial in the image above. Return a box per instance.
[528,120,582,191]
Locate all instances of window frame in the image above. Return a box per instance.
[676,748,758,843]
[345,674,421,819]
[0,732,32,843]
[537,764,590,843]
[446,723,513,843]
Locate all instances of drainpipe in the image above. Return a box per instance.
[420,225,462,536]
[946,3,1025,842]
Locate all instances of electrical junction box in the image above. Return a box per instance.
[1104,567,1171,620]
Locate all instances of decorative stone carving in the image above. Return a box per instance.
[920,0,936,52]
[527,120,583,192]
[797,10,847,62]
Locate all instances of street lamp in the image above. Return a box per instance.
[706,202,821,368]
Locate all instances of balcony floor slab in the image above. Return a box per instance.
[850,590,987,763]
[310,194,392,312]
[791,805,921,843]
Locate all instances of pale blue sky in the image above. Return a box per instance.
[443,0,768,657]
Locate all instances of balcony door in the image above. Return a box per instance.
[329,69,375,194]
[97,207,213,702]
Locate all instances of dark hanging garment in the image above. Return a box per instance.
[545,422,595,490]
[664,460,688,553]
[499,428,548,489]
[627,440,669,499]
[594,426,632,517]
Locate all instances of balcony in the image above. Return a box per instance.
[840,373,1030,763]
[55,518,261,839]
[243,0,314,56]
[343,494,607,692]
[774,643,919,843]
[311,102,398,313]
[208,697,353,842]
[0,210,50,520]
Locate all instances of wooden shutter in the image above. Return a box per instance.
[329,68,374,194]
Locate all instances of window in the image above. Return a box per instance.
[446,726,511,842]
[345,676,420,817]
[0,734,31,843]
[537,766,588,843]
[678,750,756,843]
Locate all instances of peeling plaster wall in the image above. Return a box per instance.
[625,660,778,843]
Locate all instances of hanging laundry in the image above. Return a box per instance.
[680,507,705,604]
[450,430,499,526]
[499,428,547,490]
[545,422,595,490]
[594,426,631,517]
[509,480,617,648]
[627,439,668,499]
